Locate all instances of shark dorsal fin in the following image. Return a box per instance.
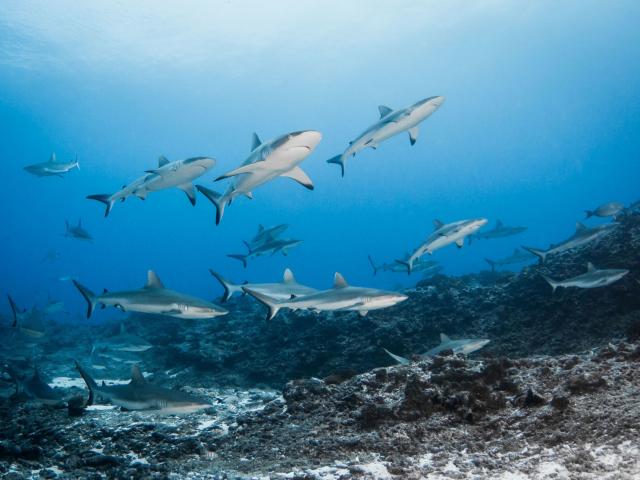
[130,365,146,384]
[258,224,264,233]
[283,268,296,284]
[145,270,164,289]
[587,262,596,272]
[333,272,348,289]
[49,153,57,163]
[440,333,450,343]
[251,132,262,151]
[576,222,587,232]
[496,219,503,228]
[433,219,444,230]
[158,155,169,167]
[378,105,393,118]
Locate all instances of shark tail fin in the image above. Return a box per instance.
[196,185,226,225]
[367,255,379,276]
[227,254,248,269]
[87,194,115,217]
[484,258,496,272]
[7,295,18,327]
[242,287,280,321]
[540,273,560,293]
[209,270,242,302]
[521,246,547,264]
[394,259,412,275]
[383,348,411,365]
[72,280,98,318]
[326,155,345,178]
[74,361,96,405]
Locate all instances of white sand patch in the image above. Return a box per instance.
[355,462,393,480]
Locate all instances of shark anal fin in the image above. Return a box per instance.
[280,166,314,190]
[455,239,464,248]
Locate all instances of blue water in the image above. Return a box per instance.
[1,1,639,319]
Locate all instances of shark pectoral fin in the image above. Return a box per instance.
[244,192,254,200]
[364,139,378,149]
[215,162,264,181]
[134,190,148,200]
[408,126,419,146]
[455,239,464,248]
[358,310,369,317]
[378,105,393,118]
[280,166,314,190]
[177,183,197,206]
[383,348,411,365]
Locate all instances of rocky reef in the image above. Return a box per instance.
[1,212,639,478]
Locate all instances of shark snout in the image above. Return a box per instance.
[288,130,322,151]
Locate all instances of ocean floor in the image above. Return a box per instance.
[1,341,639,479]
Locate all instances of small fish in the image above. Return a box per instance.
[585,201,624,219]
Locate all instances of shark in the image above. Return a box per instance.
[326,96,445,176]
[244,272,408,321]
[227,238,303,268]
[197,131,321,225]
[72,270,228,319]
[87,156,215,216]
[247,224,289,250]
[7,295,46,339]
[585,201,624,219]
[540,262,629,292]
[484,248,536,271]
[368,255,439,276]
[23,153,79,178]
[41,249,61,264]
[75,362,211,414]
[210,268,318,303]
[522,222,618,263]
[384,334,490,364]
[4,365,66,406]
[93,323,152,353]
[471,220,527,242]
[64,219,93,241]
[397,218,488,274]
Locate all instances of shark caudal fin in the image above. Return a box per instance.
[209,270,243,302]
[72,280,98,318]
[326,155,346,177]
[196,185,226,225]
[368,255,380,276]
[227,254,248,269]
[242,287,280,321]
[521,246,547,264]
[540,273,560,293]
[87,194,115,217]
[484,258,496,272]
[74,361,96,405]
[383,348,411,365]
[394,259,412,275]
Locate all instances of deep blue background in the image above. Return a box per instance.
[1,1,639,321]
